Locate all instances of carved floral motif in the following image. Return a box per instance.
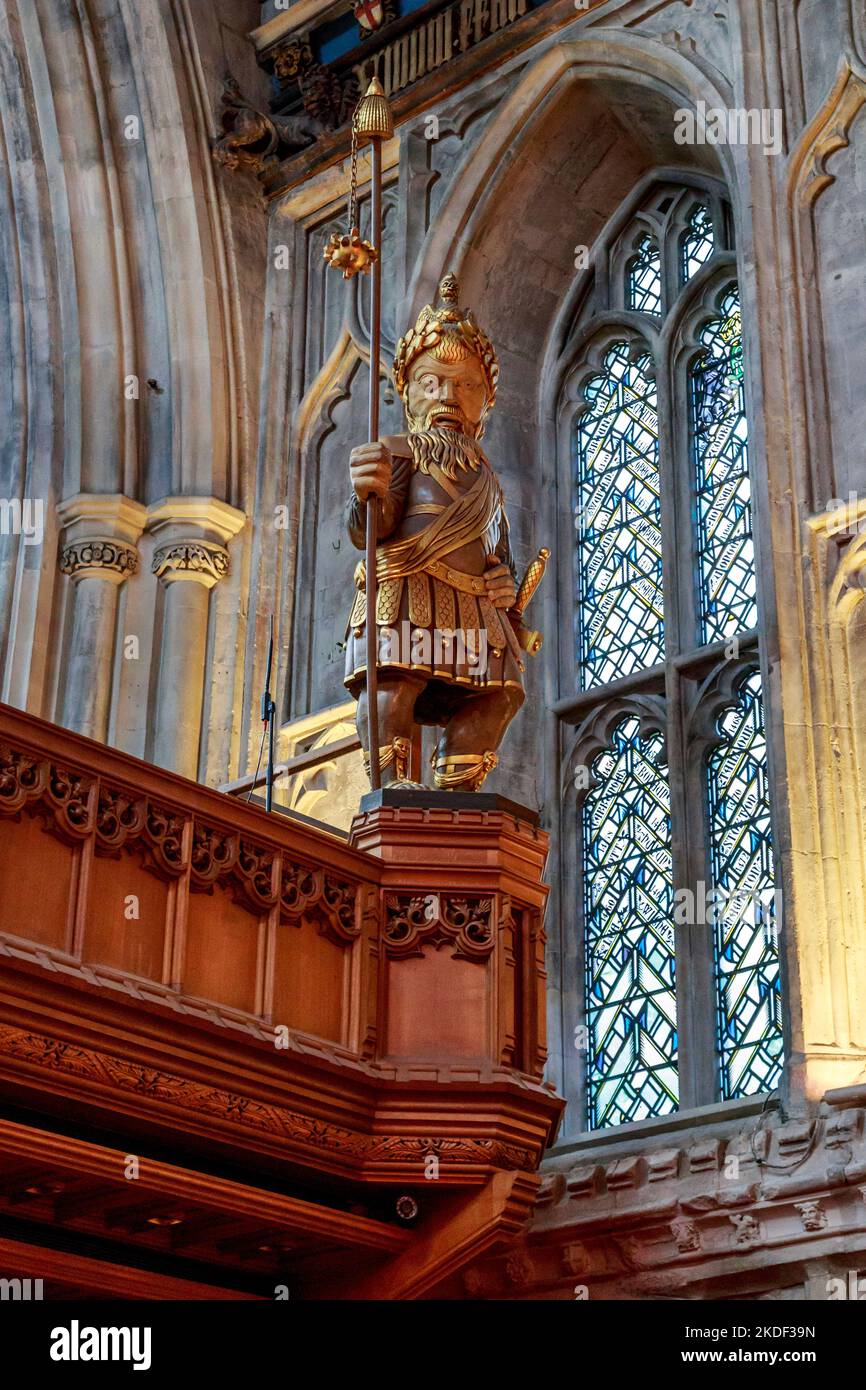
[0,746,93,840]
[385,892,495,959]
[59,538,138,579]
[96,787,146,849]
[321,876,360,943]
[276,861,360,942]
[279,863,323,918]
[152,541,229,586]
[191,823,239,887]
[233,842,279,909]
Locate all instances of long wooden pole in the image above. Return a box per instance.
[365,137,383,790]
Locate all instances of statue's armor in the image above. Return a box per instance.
[344,434,525,725]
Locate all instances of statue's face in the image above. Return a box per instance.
[405,350,489,436]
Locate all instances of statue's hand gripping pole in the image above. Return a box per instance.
[324,78,393,790]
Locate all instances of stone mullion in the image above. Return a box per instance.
[656,317,715,1114]
[676,667,720,1109]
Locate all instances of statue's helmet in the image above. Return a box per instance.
[393,273,499,425]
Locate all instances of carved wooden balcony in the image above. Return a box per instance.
[0,703,561,1298]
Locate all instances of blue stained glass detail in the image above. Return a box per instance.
[583,717,678,1129]
[691,285,758,644]
[627,236,662,315]
[574,343,664,690]
[681,204,715,283]
[707,669,782,1099]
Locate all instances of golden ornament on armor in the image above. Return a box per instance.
[323,227,378,279]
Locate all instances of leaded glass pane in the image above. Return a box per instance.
[681,204,715,283]
[584,717,678,1128]
[691,285,757,644]
[573,343,664,689]
[707,669,782,1099]
[626,236,662,315]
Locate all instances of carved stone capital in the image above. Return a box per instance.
[152,540,229,589]
[59,537,139,584]
[57,493,146,584]
[146,496,244,589]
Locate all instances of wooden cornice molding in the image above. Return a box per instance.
[0,1017,552,1180]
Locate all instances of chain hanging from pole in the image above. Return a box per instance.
[323,109,380,280]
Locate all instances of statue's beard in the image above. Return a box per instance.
[407,427,488,481]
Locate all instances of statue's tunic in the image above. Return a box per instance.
[344,434,524,724]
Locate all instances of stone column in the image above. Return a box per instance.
[58,495,147,742]
[147,498,245,779]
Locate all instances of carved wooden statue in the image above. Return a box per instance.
[344,273,546,791]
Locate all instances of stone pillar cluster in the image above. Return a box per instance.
[57,494,244,779]
[58,496,147,743]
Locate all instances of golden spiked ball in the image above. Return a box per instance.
[323,227,378,280]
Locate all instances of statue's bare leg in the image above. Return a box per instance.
[356,674,426,786]
[432,686,524,791]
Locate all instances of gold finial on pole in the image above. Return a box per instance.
[353,75,394,140]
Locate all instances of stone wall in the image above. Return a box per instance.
[3,0,866,1296]
[0,0,267,780]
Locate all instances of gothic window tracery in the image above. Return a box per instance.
[564,183,780,1130]
[681,203,715,284]
[626,235,663,315]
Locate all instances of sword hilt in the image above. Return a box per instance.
[513,547,550,616]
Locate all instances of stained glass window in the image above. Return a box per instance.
[681,204,715,283]
[691,286,757,644]
[573,344,664,689]
[570,188,778,1132]
[583,718,678,1128]
[707,670,782,1098]
[626,236,662,315]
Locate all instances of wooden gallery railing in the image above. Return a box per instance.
[0,702,562,1196]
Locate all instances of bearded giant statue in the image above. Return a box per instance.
[344,273,546,792]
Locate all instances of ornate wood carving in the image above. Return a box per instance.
[190,822,239,888]
[95,786,146,849]
[384,892,495,959]
[232,841,279,910]
[0,746,94,841]
[279,861,323,919]
[95,787,187,878]
[278,861,360,944]
[0,1023,535,1172]
[143,804,187,876]
[321,876,360,943]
